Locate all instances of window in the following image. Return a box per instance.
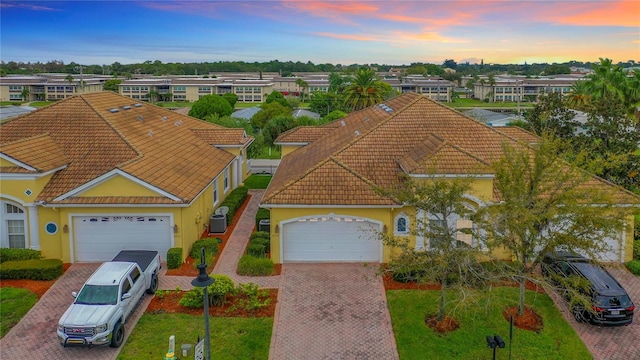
[213,177,219,205]
[121,278,132,296]
[3,202,26,248]
[173,86,186,93]
[129,267,141,284]
[428,219,446,250]
[394,213,409,236]
[224,168,229,191]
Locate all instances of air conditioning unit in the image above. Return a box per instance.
[209,214,227,233]
[258,219,270,232]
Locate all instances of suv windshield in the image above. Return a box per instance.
[594,295,633,308]
[75,285,119,305]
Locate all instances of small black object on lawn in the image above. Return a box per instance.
[486,334,505,360]
[192,248,214,360]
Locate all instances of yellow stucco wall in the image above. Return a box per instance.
[78,175,161,197]
[1,174,54,203]
[280,145,303,157]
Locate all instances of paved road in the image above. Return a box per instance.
[549,266,640,360]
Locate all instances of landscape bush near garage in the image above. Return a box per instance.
[0,249,63,280]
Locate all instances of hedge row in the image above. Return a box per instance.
[190,238,220,260]
[237,255,274,276]
[0,259,63,280]
[0,248,42,263]
[219,186,249,225]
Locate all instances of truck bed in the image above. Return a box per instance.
[111,250,159,272]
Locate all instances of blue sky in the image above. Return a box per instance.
[1,1,638,65]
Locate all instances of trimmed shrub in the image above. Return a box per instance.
[250,237,270,248]
[250,231,270,241]
[232,282,271,313]
[209,274,235,306]
[237,255,274,276]
[0,259,63,280]
[247,243,266,258]
[219,186,249,225]
[190,238,219,260]
[0,248,41,263]
[255,208,270,228]
[166,248,182,269]
[179,287,204,308]
[625,260,640,276]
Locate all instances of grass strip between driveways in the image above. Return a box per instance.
[117,313,272,360]
[243,175,272,189]
[387,287,591,360]
[0,287,38,338]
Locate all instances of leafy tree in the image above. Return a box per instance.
[544,64,570,75]
[262,115,296,147]
[480,135,630,315]
[147,91,160,104]
[309,91,346,117]
[328,72,348,93]
[265,91,290,108]
[222,92,238,108]
[20,88,30,101]
[377,175,484,321]
[250,102,292,130]
[443,59,457,70]
[343,68,388,110]
[524,93,579,140]
[103,79,121,92]
[323,109,347,123]
[188,94,233,120]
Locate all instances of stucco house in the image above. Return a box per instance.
[264,92,636,264]
[0,92,253,262]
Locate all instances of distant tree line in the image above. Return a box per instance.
[1,58,637,78]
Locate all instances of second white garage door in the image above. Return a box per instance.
[73,215,172,262]
[282,216,381,262]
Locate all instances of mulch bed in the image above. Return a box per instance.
[146,288,278,318]
[503,306,544,332]
[0,263,71,298]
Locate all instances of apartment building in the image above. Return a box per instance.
[0,75,105,102]
[398,75,452,102]
[472,75,584,102]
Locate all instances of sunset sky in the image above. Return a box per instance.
[1,0,638,66]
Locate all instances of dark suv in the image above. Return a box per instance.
[541,251,635,326]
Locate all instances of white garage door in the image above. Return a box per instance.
[599,236,623,262]
[74,215,172,262]
[283,216,381,262]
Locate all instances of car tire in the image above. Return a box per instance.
[146,274,158,294]
[110,322,124,348]
[572,306,585,323]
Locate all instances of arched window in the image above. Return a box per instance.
[394,213,410,236]
[1,200,26,248]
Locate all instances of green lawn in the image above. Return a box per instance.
[118,313,272,360]
[244,175,272,189]
[0,287,38,338]
[387,287,590,360]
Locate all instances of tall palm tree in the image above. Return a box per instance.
[343,68,386,110]
[584,58,626,100]
[20,88,30,102]
[295,78,309,102]
[567,80,590,111]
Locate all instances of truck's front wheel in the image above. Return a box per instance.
[146,274,158,294]
[110,322,124,348]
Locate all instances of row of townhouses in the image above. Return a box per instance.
[0,72,585,104]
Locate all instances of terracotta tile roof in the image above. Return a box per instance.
[496,126,540,144]
[191,128,253,146]
[264,93,634,207]
[1,133,67,172]
[0,92,249,204]
[275,126,334,144]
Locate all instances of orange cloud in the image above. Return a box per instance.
[543,1,640,27]
[313,32,377,41]
[284,1,378,16]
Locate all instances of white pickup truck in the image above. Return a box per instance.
[57,250,161,348]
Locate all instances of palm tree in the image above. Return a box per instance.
[567,80,590,111]
[343,68,387,110]
[295,78,309,102]
[147,91,160,104]
[20,88,30,102]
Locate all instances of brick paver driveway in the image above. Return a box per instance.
[0,263,151,360]
[269,263,399,360]
[551,267,639,360]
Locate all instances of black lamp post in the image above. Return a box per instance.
[486,334,506,360]
[191,248,214,360]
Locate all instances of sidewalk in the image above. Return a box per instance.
[158,189,280,291]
